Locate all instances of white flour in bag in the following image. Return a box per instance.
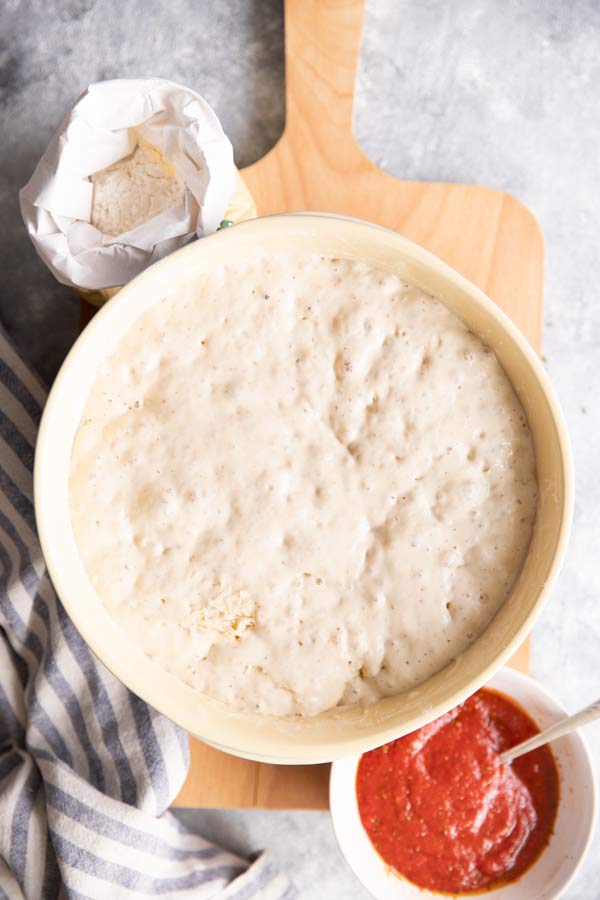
[91,135,184,236]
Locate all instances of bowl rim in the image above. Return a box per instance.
[34,212,574,762]
[329,666,598,900]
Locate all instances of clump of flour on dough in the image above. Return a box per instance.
[90,134,184,236]
[188,587,256,641]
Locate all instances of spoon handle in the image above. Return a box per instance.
[499,697,600,765]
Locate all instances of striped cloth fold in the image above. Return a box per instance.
[0,326,295,900]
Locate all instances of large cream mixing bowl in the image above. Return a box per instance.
[34,214,573,764]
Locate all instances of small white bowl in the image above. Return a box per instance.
[330,667,597,900]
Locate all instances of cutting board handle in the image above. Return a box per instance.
[282,0,366,154]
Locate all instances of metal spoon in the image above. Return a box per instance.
[500,697,600,765]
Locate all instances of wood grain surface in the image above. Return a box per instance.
[81,0,544,810]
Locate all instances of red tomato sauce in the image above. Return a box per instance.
[356,688,559,894]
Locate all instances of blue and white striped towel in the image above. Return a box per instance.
[0,326,295,899]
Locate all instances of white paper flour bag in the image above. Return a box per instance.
[20,78,237,291]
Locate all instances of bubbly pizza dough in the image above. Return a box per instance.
[69,255,537,715]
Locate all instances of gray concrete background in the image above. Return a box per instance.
[1,0,599,897]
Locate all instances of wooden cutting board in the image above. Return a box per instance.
[173,0,543,810]
[82,0,543,810]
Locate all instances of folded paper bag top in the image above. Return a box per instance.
[20,78,243,292]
